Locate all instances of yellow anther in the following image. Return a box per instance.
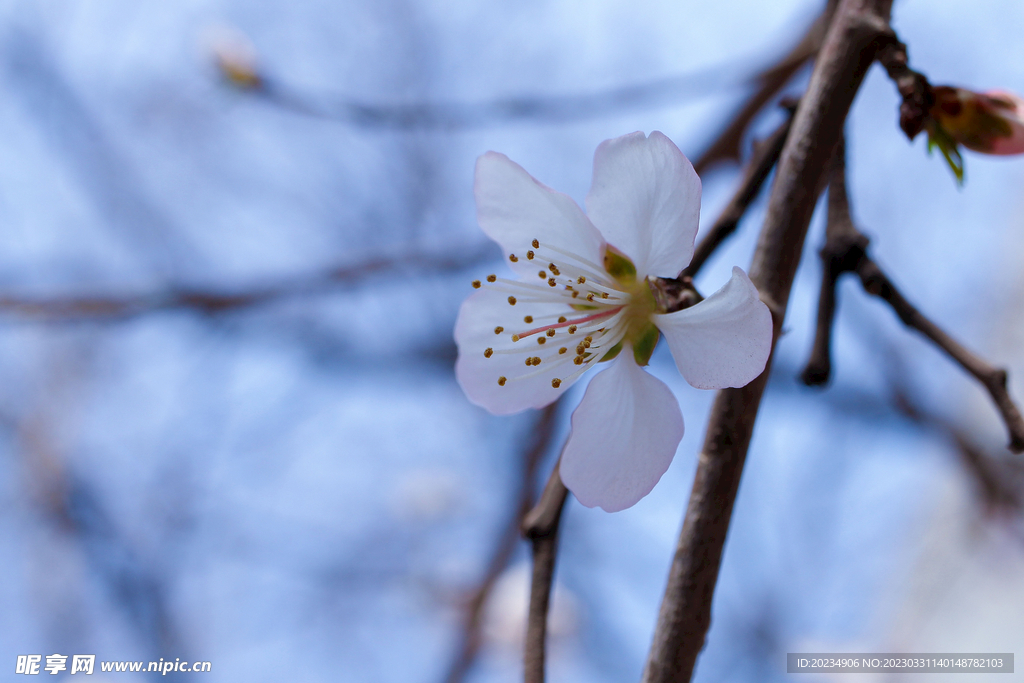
[525,357,534,366]
[526,250,535,260]
[583,340,591,348]
[558,347,567,354]
[532,239,540,248]
[584,336,593,343]
[571,291,579,298]
[549,264,560,275]
[576,345,585,355]
[577,276,586,284]
[546,329,555,337]
[551,378,562,388]
[494,326,504,334]
[586,293,595,301]
[508,296,517,305]
[524,315,534,323]
[498,376,507,386]
[538,271,547,279]
[548,278,556,287]
[472,280,481,288]
[601,292,609,299]
[568,325,577,334]
[537,337,546,345]
[487,274,497,282]
[558,316,567,323]
[484,348,493,358]
[511,334,521,342]
[509,254,519,262]
[532,356,541,365]
[573,356,583,365]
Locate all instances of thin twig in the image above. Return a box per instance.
[642,1,894,681]
[0,247,491,323]
[521,462,569,683]
[691,0,838,174]
[802,136,1024,452]
[682,106,796,280]
[443,401,560,683]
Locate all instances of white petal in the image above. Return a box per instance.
[584,131,701,279]
[475,152,606,276]
[455,287,583,415]
[654,266,773,390]
[559,353,684,512]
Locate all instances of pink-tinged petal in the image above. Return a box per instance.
[475,152,606,276]
[584,131,701,279]
[654,266,772,390]
[983,90,1024,155]
[455,287,582,415]
[559,353,684,512]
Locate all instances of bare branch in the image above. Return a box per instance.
[682,106,795,280]
[802,136,1024,452]
[521,462,569,683]
[691,0,837,174]
[642,1,895,681]
[443,401,561,683]
[0,247,491,323]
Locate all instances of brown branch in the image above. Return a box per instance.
[802,136,1024,452]
[443,401,561,683]
[681,106,796,280]
[0,248,491,323]
[521,461,569,683]
[691,0,838,175]
[642,1,895,681]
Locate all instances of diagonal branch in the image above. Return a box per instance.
[682,105,796,280]
[642,1,895,681]
[801,136,1024,452]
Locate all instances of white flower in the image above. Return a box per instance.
[455,132,772,512]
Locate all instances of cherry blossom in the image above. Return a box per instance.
[455,132,773,512]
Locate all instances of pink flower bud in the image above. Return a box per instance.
[930,86,1024,155]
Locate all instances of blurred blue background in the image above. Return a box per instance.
[2,0,1024,681]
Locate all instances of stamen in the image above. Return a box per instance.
[568,325,577,334]
[549,264,561,276]
[548,278,557,287]
[546,329,555,337]
[511,334,520,342]
[573,356,583,365]
[472,280,481,289]
[532,239,540,248]
[509,254,519,263]
[532,356,541,365]
[524,316,533,323]
[487,274,497,282]
[498,376,507,386]
[551,378,562,388]
[484,348,493,358]
[494,326,504,334]
[508,296,517,305]
[558,316,567,323]
[537,337,546,345]
[526,250,535,260]
[538,271,547,279]
[558,347,567,354]
[578,276,587,284]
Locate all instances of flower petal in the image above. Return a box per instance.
[559,353,684,512]
[584,131,701,279]
[984,90,1024,155]
[455,287,583,415]
[475,152,606,276]
[654,266,772,389]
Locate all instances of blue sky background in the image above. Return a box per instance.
[2,0,1024,681]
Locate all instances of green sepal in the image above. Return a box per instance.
[599,341,623,362]
[631,324,660,366]
[603,245,636,284]
[927,123,965,186]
